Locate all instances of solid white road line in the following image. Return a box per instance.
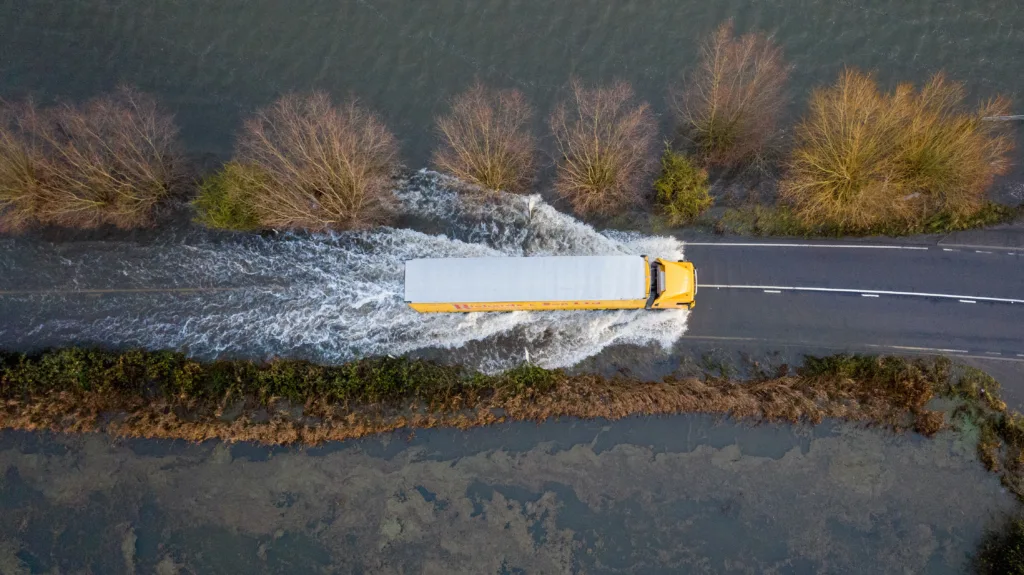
[684,242,929,250]
[876,345,970,354]
[698,284,1024,304]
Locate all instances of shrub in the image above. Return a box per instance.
[192,162,263,231]
[781,69,1015,232]
[779,70,902,230]
[549,79,657,216]
[433,82,536,193]
[974,517,1024,575]
[0,102,46,232]
[654,147,712,225]
[890,73,1014,219]
[237,93,400,232]
[0,88,182,231]
[673,20,788,167]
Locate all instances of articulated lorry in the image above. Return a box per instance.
[404,255,696,312]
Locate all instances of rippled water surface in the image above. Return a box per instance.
[0,418,1016,574]
[2,0,1022,166]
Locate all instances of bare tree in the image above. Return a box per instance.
[549,79,657,216]
[433,82,536,193]
[238,93,401,231]
[673,21,788,166]
[0,88,181,231]
[35,88,182,229]
[0,102,46,232]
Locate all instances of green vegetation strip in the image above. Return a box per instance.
[0,348,1019,478]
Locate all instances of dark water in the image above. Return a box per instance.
[0,417,1015,574]
[1,0,1022,168]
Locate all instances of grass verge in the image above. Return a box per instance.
[716,201,1022,237]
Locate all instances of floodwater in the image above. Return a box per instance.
[1,0,1022,168]
[0,418,1015,573]
[0,172,689,373]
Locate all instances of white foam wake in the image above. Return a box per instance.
[0,170,687,371]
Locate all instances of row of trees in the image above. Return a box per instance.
[0,22,1015,234]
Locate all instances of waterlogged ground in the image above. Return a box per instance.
[3,0,1022,175]
[0,173,686,373]
[0,418,1014,574]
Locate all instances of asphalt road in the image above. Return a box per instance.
[683,239,1024,375]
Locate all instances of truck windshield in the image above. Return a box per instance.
[657,265,666,295]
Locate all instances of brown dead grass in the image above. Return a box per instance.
[433,82,537,193]
[0,88,182,232]
[237,92,401,232]
[549,79,657,217]
[673,20,789,167]
[0,369,940,446]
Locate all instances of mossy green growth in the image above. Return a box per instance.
[693,115,742,165]
[0,347,563,409]
[192,162,262,231]
[654,148,712,225]
[974,517,1024,574]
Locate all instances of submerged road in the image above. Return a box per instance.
[684,240,1024,361]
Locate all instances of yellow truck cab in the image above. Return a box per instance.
[649,259,697,310]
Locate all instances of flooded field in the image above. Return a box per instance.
[1,0,1022,169]
[0,417,1014,573]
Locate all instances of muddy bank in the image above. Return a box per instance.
[0,417,1016,573]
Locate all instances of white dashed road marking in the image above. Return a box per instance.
[684,242,929,250]
[698,285,1024,305]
